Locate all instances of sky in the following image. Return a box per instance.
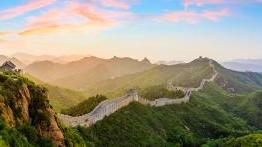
[0,0,262,62]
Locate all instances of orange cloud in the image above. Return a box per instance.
[0,0,56,20]
[19,25,64,36]
[0,32,10,35]
[72,4,110,24]
[159,8,230,24]
[19,2,134,36]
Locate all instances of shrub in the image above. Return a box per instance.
[62,95,108,116]
[17,125,38,143]
[64,128,87,147]
[140,85,185,100]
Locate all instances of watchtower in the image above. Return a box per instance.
[126,89,139,101]
[0,61,16,71]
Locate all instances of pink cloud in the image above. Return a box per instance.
[71,3,111,24]
[20,2,134,35]
[159,8,230,24]
[0,0,56,20]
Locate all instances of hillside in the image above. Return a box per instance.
[61,95,108,116]
[85,58,262,98]
[24,74,89,112]
[46,85,89,112]
[85,57,215,97]
[66,82,261,146]
[25,56,155,90]
[0,71,64,146]
[59,59,262,146]
[204,133,262,146]
[214,61,262,93]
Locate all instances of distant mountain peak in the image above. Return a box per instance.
[82,56,99,60]
[141,57,151,64]
[191,56,211,63]
[110,56,140,63]
[112,56,118,59]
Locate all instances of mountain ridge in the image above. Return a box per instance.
[25,56,156,90]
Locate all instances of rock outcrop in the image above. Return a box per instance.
[0,75,65,146]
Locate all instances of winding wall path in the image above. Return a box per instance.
[58,60,218,127]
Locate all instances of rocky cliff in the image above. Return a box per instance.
[0,71,64,146]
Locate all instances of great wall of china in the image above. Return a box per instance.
[58,60,218,127]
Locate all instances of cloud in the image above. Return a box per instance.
[159,8,230,24]
[19,2,134,36]
[0,32,10,36]
[183,0,262,7]
[0,0,56,20]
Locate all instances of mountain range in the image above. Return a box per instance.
[11,53,87,64]
[0,56,261,146]
[2,53,262,73]
[60,57,262,146]
[25,56,155,91]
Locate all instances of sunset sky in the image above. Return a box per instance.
[0,0,261,61]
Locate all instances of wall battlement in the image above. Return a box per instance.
[58,92,139,127]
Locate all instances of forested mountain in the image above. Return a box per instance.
[60,58,262,146]
[71,83,262,146]
[1,57,261,146]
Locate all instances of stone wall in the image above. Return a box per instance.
[58,91,139,127]
[58,60,218,127]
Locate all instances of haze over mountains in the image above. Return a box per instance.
[222,59,262,73]
[155,60,184,65]
[12,53,88,64]
[25,56,155,90]
[2,53,262,73]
